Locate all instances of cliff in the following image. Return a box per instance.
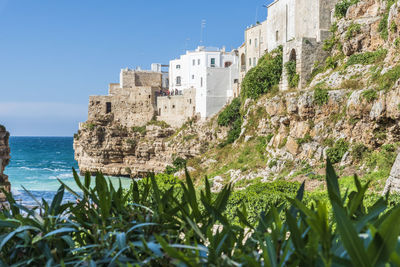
[75,0,400,192]
[0,125,11,201]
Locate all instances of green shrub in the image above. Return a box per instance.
[2,161,400,265]
[346,49,387,67]
[84,123,96,130]
[325,56,338,70]
[326,138,349,164]
[345,23,361,40]
[126,138,137,148]
[376,65,400,91]
[391,21,398,33]
[335,0,359,18]
[165,157,187,174]
[218,98,242,146]
[351,143,369,161]
[268,159,278,169]
[314,84,329,106]
[147,120,170,129]
[241,46,283,99]
[217,98,241,127]
[361,89,378,102]
[285,60,300,88]
[296,134,312,145]
[132,125,147,135]
[378,0,396,40]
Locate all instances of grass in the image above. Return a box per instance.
[346,49,387,67]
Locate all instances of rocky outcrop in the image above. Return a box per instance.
[383,154,400,194]
[74,114,224,177]
[0,126,10,201]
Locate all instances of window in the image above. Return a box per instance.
[253,57,256,66]
[148,95,151,99]
[201,77,203,87]
[190,99,192,104]
[255,38,258,47]
[176,76,181,86]
[172,105,175,109]
[158,108,161,115]
[249,58,252,66]
[276,31,279,41]
[198,59,200,65]
[106,102,111,114]
[192,75,195,79]
[234,79,239,83]
[192,59,195,66]
[176,64,181,69]
[224,61,232,68]
[249,39,252,45]
[210,58,216,67]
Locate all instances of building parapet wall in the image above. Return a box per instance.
[120,69,162,88]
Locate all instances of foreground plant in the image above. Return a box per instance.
[0,160,399,266]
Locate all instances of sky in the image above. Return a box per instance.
[0,0,273,136]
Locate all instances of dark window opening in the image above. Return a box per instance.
[106,102,112,114]
[190,99,192,104]
[234,79,239,84]
[159,108,161,115]
[224,61,232,68]
[172,105,176,109]
[149,95,151,99]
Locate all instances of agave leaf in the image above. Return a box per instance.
[355,197,387,232]
[332,202,371,267]
[57,178,81,199]
[42,227,77,239]
[127,222,158,234]
[21,185,42,208]
[289,182,305,217]
[49,185,65,216]
[0,226,41,251]
[367,206,400,266]
[326,159,342,207]
[204,176,211,202]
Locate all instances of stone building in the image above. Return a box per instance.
[86,67,164,128]
[238,20,268,84]
[169,46,239,118]
[0,126,10,202]
[239,0,339,90]
[157,88,196,128]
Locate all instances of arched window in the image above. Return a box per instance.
[255,38,258,48]
[176,76,181,86]
[241,53,246,71]
[289,49,297,62]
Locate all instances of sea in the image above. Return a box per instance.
[6,137,133,206]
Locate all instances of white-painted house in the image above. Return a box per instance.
[169,46,239,119]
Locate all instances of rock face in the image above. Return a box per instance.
[0,126,11,201]
[383,154,400,194]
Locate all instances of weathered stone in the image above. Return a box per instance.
[0,126,11,202]
[384,153,400,194]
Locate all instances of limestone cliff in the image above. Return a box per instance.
[0,125,11,201]
[75,0,400,191]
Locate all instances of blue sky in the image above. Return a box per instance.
[0,0,272,136]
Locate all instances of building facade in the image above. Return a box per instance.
[239,0,339,90]
[169,46,239,118]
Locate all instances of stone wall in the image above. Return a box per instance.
[0,126,10,202]
[120,69,162,88]
[87,86,158,128]
[157,88,196,128]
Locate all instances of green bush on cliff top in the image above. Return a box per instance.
[335,0,359,19]
[241,46,283,99]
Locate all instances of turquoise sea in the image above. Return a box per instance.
[6,137,132,205]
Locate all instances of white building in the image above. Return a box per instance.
[169,46,239,119]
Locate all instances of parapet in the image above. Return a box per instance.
[120,69,162,88]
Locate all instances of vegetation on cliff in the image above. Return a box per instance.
[1,161,400,265]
